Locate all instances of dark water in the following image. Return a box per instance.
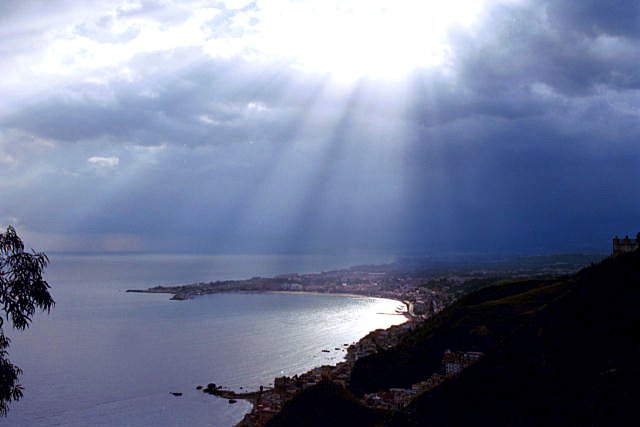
[2,254,404,426]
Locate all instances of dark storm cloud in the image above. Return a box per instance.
[544,1,640,39]
[390,0,640,253]
[401,112,640,251]
[453,1,640,96]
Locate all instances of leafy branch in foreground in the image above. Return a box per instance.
[0,226,54,416]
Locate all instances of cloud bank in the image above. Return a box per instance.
[1,0,638,255]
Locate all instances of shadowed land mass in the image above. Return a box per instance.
[262,249,640,427]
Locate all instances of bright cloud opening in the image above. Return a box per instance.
[249,0,489,81]
[6,0,494,92]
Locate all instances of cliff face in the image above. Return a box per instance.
[267,250,640,427]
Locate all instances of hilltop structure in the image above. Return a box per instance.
[612,233,640,257]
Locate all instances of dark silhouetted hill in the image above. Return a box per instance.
[268,250,640,426]
[390,249,640,426]
[265,380,388,427]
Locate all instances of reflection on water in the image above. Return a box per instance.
[2,254,402,427]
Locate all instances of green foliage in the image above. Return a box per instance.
[0,226,54,416]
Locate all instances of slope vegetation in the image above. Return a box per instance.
[268,251,640,426]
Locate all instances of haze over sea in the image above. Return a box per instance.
[1,254,405,427]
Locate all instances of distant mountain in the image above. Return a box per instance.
[266,250,640,426]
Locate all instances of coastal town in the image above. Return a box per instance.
[126,254,603,427]
[128,265,451,317]
[199,321,485,426]
[128,253,601,319]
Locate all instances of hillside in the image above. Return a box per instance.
[264,380,387,427]
[266,250,640,426]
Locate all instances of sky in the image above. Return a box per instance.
[0,0,638,256]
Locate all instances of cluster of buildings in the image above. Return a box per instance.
[362,350,484,411]
[612,233,640,257]
[223,271,493,426]
[237,322,418,426]
[238,326,487,425]
[280,269,436,304]
[345,322,416,364]
[238,362,353,426]
[217,347,485,426]
[142,266,454,312]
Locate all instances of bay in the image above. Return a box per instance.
[1,254,405,426]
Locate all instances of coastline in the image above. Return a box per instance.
[193,297,416,427]
[129,288,416,319]
[124,263,440,312]
[125,264,437,426]
[266,291,412,318]
[267,290,396,299]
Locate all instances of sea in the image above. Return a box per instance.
[1,254,406,427]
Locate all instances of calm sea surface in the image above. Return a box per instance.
[1,254,405,426]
